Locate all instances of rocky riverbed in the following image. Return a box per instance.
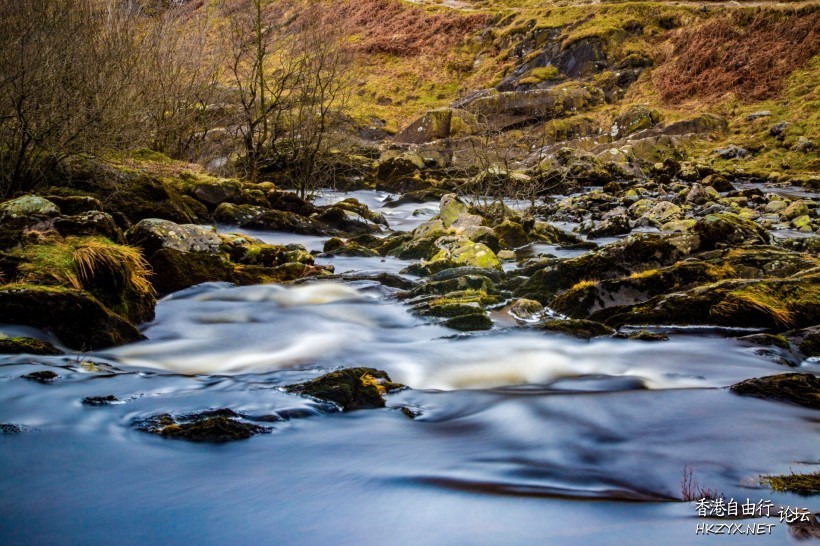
[1,170,819,543]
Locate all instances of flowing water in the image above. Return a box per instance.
[1,191,818,545]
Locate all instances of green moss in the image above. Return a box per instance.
[287,368,404,411]
[763,471,820,496]
[0,337,63,355]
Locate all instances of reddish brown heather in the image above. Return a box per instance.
[332,0,489,56]
[654,9,820,103]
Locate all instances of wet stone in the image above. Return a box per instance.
[82,395,121,406]
[22,370,59,383]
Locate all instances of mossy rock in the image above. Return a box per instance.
[624,330,669,342]
[287,368,404,411]
[438,194,470,228]
[0,195,59,220]
[214,203,326,235]
[730,373,819,410]
[517,233,695,303]
[494,220,529,249]
[0,337,63,355]
[388,230,447,260]
[0,286,143,350]
[44,195,103,215]
[444,313,493,331]
[139,409,269,442]
[597,278,820,331]
[694,212,769,250]
[146,248,236,295]
[53,211,124,243]
[536,319,614,339]
[509,298,544,322]
[429,239,502,271]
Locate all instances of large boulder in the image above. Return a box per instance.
[694,212,769,250]
[0,195,60,249]
[0,287,143,350]
[126,219,223,256]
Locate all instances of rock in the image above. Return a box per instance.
[694,212,769,250]
[438,194,470,228]
[125,219,221,255]
[0,337,63,355]
[44,195,103,215]
[0,195,59,220]
[214,203,326,235]
[287,368,403,411]
[588,215,631,239]
[498,249,517,261]
[641,202,683,228]
[536,319,614,339]
[714,145,748,159]
[509,299,544,322]
[702,175,735,193]
[730,373,819,410]
[746,111,771,121]
[82,395,121,406]
[794,136,815,153]
[190,180,242,208]
[787,326,820,357]
[764,200,787,213]
[517,233,695,303]
[624,330,669,342]
[444,313,493,331]
[21,370,59,383]
[429,238,502,270]
[393,108,454,144]
[781,200,810,221]
[266,191,319,216]
[598,278,820,331]
[0,195,61,248]
[0,287,144,350]
[685,183,711,205]
[53,211,124,243]
[0,424,23,434]
[139,410,269,442]
[770,121,791,138]
[494,220,529,249]
[611,105,661,139]
[376,152,425,181]
[314,205,383,236]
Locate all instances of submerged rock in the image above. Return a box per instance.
[138,409,269,442]
[730,373,819,410]
[287,368,404,411]
[21,370,59,383]
[82,395,121,406]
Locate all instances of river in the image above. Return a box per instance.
[0,190,817,544]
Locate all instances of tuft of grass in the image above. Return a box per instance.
[570,279,598,291]
[629,269,659,280]
[713,286,795,328]
[763,471,820,496]
[73,238,155,297]
[705,263,738,280]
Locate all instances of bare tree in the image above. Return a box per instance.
[138,5,225,160]
[0,0,143,196]
[276,5,355,199]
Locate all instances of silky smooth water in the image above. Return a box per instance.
[1,191,817,545]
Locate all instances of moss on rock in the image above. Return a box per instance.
[287,368,404,411]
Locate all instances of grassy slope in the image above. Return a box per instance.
[338,0,818,179]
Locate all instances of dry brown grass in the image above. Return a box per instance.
[654,9,820,103]
[73,240,155,297]
[333,0,488,56]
